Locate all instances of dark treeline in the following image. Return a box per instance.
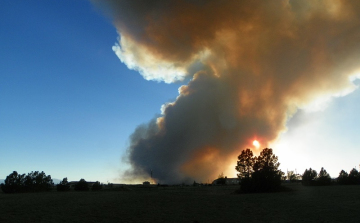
[0,171,53,193]
[2,152,359,194]
[1,171,102,194]
[301,167,360,186]
[302,167,331,186]
[337,168,360,185]
[234,148,360,193]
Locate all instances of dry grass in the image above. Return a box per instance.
[0,184,359,222]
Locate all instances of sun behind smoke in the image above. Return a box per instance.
[253,140,260,149]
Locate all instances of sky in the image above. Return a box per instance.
[0,1,181,183]
[1,1,360,184]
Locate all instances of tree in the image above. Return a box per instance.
[91,181,102,191]
[250,148,282,192]
[235,148,255,179]
[23,171,53,192]
[1,171,53,193]
[236,148,282,193]
[74,179,89,191]
[337,170,349,185]
[253,148,280,173]
[317,167,331,186]
[57,178,70,191]
[302,168,317,186]
[348,168,360,185]
[0,171,26,193]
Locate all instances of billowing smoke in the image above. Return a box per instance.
[92,0,360,184]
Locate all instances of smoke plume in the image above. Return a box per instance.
[92,0,360,183]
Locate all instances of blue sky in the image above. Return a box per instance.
[1,1,360,183]
[0,1,181,182]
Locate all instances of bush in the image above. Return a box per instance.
[74,179,89,191]
[91,181,102,191]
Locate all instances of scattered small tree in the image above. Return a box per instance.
[317,167,331,186]
[91,181,102,191]
[57,178,70,191]
[302,168,317,186]
[337,170,349,185]
[348,168,360,185]
[74,179,89,191]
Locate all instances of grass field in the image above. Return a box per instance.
[0,184,359,222]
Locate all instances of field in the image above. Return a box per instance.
[1,184,359,222]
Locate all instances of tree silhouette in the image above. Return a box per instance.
[0,171,26,193]
[24,171,53,192]
[348,168,360,185]
[317,167,331,186]
[251,148,282,192]
[337,170,349,185]
[302,168,317,186]
[236,148,282,193]
[1,171,53,193]
[235,148,255,179]
[253,148,280,172]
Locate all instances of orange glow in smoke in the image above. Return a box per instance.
[253,140,260,148]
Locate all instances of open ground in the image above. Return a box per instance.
[1,184,359,222]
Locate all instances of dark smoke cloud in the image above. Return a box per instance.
[92,0,360,183]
